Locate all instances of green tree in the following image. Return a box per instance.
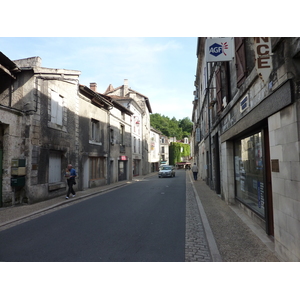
[150,114,192,140]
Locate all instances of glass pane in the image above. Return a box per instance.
[234,132,265,217]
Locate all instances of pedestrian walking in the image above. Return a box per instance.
[65,164,77,199]
[191,163,198,181]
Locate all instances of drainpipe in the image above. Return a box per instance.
[206,62,213,189]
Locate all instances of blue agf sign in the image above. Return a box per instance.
[209,43,224,57]
[205,38,234,62]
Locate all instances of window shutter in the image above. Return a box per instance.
[216,68,222,113]
[235,37,247,87]
[49,152,61,183]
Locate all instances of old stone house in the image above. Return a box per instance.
[150,127,161,172]
[160,134,170,165]
[104,79,152,175]
[0,53,136,207]
[0,54,82,205]
[78,84,113,190]
[192,37,300,261]
[108,95,143,177]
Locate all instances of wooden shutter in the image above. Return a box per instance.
[216,68,222,113]
[49,152,61,183]
[235,37,247,87]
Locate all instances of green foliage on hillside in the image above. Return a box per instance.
[169,142,191,165]
[150,113,192,140]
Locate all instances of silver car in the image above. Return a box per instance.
[158,165,175,178]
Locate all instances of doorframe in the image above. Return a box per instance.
[263,126,274,236]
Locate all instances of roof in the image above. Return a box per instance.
[104,83,152,114]
[0,52,21,79]
[79,84,113,110]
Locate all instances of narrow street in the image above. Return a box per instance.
[0,171,187,262]
[0,169,279,262]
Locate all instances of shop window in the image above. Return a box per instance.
[234,131,265,217]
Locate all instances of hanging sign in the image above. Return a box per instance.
[254,37,273,82]
[205,38,234,62]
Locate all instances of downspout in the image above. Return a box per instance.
[107,112,111,185]
[206,62,213,189]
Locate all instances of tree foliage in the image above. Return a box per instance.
[150,113,193,140]
[169,142,191,165]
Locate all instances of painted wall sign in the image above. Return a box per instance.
[205,38,234,62]
[254,37,273,82]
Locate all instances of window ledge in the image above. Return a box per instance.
[48,122,67,132]
[89,140,102,146]
[48,182,66,191]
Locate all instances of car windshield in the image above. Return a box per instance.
[162,167,171,170]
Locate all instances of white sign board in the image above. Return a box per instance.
[254,37,272,82]
[205,38,234,62]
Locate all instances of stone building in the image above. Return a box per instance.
[0,52,23,206]
[150,127,161,172]
[0,53,136,207]
[104,92,143,178]
[160,134,170,165]
[192,37,300,261]
[78,84,113,190]
[0,54,82,205]
[104,79,152,175]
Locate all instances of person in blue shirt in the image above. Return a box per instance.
[65,164,77,199]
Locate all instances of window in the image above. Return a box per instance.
[120,124,125,145]
[89,157,105,179]
[216,68,222,113]
[51,90,63,125]
[235,37,247,87]
[90,119,100,143]
[134,137,136,153]
[234,131,265,217]
[110,128,115,144]
[49,152,62,183]
[161,146,165,153]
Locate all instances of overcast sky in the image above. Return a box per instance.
[0,37,197,120]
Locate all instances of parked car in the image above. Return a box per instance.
[158,165,175,178]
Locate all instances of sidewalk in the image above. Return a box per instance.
[0,175,150,231]
[189,171,280,262]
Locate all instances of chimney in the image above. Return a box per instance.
[123,79,128,97]
[90,82,97,92]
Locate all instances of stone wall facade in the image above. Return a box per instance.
[192,37,300,261]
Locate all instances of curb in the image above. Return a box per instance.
[188,171,223,262]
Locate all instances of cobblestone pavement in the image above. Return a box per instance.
[190,172,280,262]
[185,173,212,262]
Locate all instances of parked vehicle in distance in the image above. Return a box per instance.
[158,165,175,178]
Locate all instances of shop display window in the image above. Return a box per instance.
[234,131,265,217]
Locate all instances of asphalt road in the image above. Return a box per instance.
[0,170,186,262]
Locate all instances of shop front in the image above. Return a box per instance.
[233,127,274,235]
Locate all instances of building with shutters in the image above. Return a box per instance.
[192,37,300,261]
[0,54,136,206]
[104,79,152,175]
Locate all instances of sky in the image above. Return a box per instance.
[0,37,197,120]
